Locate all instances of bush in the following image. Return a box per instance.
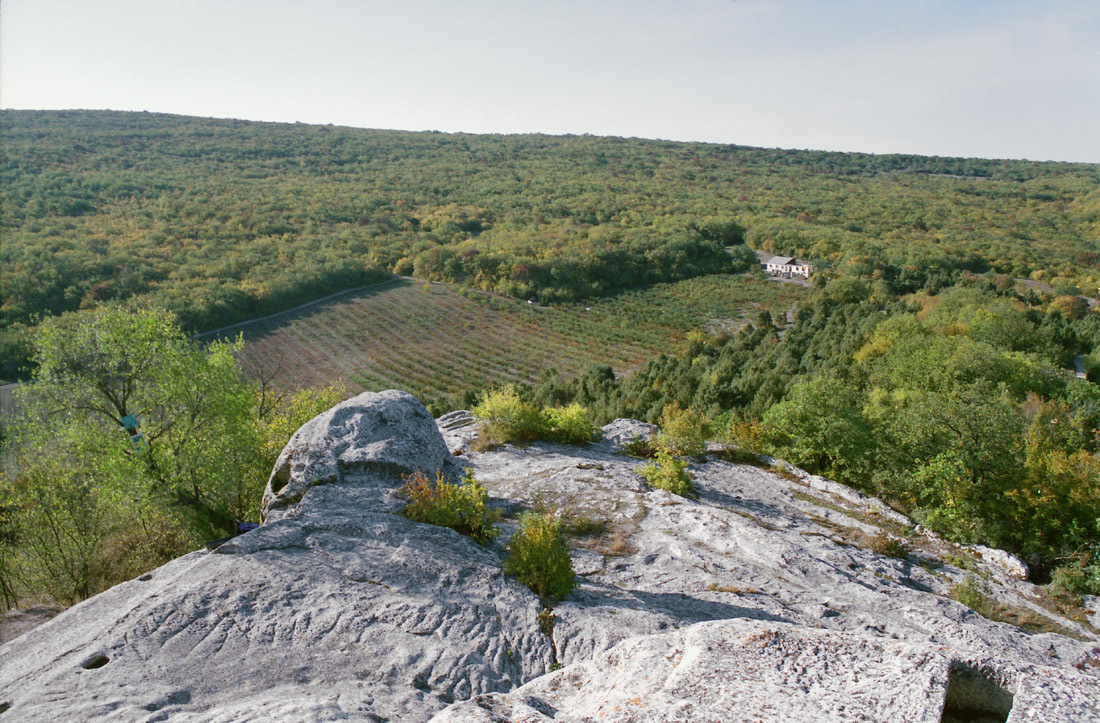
[473,386,595,448]
[542,403,598,445]
[640,451,694,496]
[622,436,656,459]
[654,402,708,457]
[504,511,576,602]
[397,469,499,544]
[1050,554,1100,597]
[473,385,547,447]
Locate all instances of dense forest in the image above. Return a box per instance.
[1,110,1098,612]
[2,110,1098,377]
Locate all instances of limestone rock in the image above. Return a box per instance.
[598,418,658,453]
[973,544,1030,581]
[262,389,453,521]
[0,391,550,722]
[444,428,1100,721]
[2,395,1098,723]
[432,620,1100,722]
[1087,595,1100,629]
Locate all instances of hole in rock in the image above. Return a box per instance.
[0,701,10,714]
[80,652,110,670]
[939,661,1014,723]
[269,464,290,496]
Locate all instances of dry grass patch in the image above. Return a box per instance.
[706,583,759,595]
[588,529,637,557]
[950,576,1090,640]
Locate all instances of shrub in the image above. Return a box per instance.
[722,417,765,461]
[1050,554,1100,597]
[622,436,657,459]
[397,469,499,544]
[473,385,548,448]
[654,402,708,457]
[640,451,694,496]
[473,386,595,448]
[504,511,576,602]
[542,403,598,445]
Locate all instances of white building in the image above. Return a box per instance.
[764,256,813,278]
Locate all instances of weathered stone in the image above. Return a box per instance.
[973,544,1030,581]
[431,620,1100,722]
[262,389,454,521]
[0,392,551,722]
[598,418,658,453]
[0,605,61,645]
[1086,595,1100,629]
[2,397,1097,723]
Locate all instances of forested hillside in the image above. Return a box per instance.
[2,109,1099,610]
[3,110,1098,377]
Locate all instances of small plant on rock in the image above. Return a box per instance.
[472,385,547,448]
[640,450,694,497]
[869,532,909,559]
[504,511,576,603]
[473,386,596,448]
[653,402,708,458]
[622,436,656,459]
[1050,553,1100,598]
[397,469,499,544]
[560,512,607,538]
[949,576,994,617]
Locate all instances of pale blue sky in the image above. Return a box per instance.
[2,0,1098,161]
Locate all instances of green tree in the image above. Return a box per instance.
[884,384,1024,544]
[17,304,259,533]
[1,304,315,604]
[759,376,872,484]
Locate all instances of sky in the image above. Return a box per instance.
[2,0,1098,162]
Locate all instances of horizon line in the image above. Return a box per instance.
[5,107,1097,166]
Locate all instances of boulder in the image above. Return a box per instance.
[973,544,1030,581]
[598,418,658,453]
[262,389,454,521]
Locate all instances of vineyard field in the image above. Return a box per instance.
[221,275,805,408]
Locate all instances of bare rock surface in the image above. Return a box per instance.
[0,606,61,645]
[0,392,550,722]
[433,619,1100,723]
[440,415,1100,722]
[2,396,1098,722]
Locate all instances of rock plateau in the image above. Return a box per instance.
[1,391,1098,722]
